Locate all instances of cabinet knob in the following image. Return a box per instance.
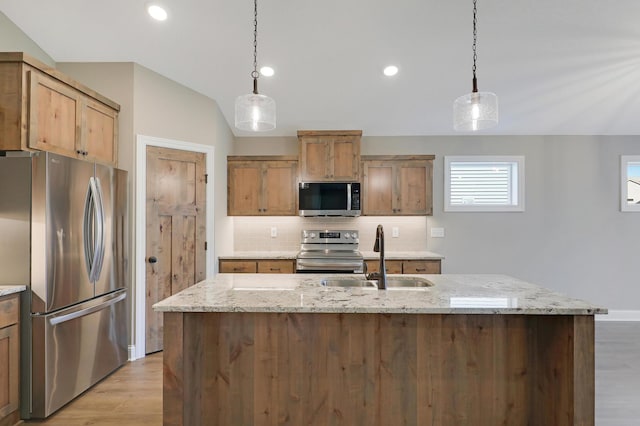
[148,256,158,264]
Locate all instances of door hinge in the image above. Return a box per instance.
[204,174,208,184]
[204,241,208,251]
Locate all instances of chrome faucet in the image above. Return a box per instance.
[365,225,387,289]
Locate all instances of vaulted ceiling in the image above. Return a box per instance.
[2,0,639,137]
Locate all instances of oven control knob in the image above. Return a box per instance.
[344,232,351,239]
[310,232,317,238]
[352,232,358,239]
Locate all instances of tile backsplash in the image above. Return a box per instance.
[233,216,428,252]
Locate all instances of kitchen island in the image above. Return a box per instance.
[154,274,606,425]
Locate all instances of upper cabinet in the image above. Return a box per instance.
[0,52,119,166]
[298,130,361,182]
[227,156,298,216]
[362,155,434,216]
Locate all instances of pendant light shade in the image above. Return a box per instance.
[453,0,498,132]
[453,91,498,131]
[235,92,276,132]
[234,0,276,132]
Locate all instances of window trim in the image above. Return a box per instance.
[621,155,640,212]
[444,155,525,212]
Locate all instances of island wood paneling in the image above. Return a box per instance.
[163,313,595,425]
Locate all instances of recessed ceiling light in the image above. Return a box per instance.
[260,66,275,77]
[383,65,399,77]
[147,4,168,21]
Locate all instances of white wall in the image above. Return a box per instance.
[234,135,640,311]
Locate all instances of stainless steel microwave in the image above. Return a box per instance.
[298,182,361,216]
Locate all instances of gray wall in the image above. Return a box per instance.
[0,11,54,66]
[234,135,640,311]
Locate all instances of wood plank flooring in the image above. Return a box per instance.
[24,353,162,425]
[595,321,640,426]
[21,321,640,426]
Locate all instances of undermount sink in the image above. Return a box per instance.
[386,276,434,288]
[320,278,378,288]
[320,276,434,289]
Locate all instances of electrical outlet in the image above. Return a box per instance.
[430,227,445,238]
[392,227,399,238]
[270,227,277,238]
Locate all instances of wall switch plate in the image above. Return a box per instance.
[270,227,277,238]
[392,227,399,238]
[431,227,445,238]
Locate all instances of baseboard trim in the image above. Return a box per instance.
[595,310,640,322]
[128,345,137,361]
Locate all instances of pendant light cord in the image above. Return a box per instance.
[252,0,259,94]
[472,0,478,93]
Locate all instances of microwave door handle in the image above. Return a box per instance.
[347,183,352,210]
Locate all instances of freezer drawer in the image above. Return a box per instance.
[29,290,127,418]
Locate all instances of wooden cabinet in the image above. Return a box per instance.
[298,130,361,181]
[364,259,441,275]
[227,156,298,216]
[219,259,295,274]
[362,155,434,215]
[0,52,119,165]
[0,294,19,426]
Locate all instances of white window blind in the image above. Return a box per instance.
[445,156,525,212]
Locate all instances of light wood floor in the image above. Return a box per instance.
[22,322,640,425]
[24,352,162,425]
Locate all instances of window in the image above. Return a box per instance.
[444,156,525,212]
[621,155,640,212]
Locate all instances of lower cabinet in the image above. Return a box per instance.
[365,259,441,275]
[219,259,296,274]
[0,294,19,426]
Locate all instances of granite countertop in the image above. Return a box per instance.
[0,285,27,297]
[218,251,299,260]
[361,251,444,260]
[153,273,606,315]
[219,251,444,260]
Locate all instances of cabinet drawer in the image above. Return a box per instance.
[0,295,19,329]
[402,260,441,274]
[219,260,257,273]
[364,260,403,274]
[257,260,295,274]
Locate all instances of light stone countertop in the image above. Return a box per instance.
[153,273,606,315]
[219,251,444,260]
[361,251,444,260]
[0,285,26,297]
[218,251,299,260]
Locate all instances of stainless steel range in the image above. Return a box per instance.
[296,229,364,273]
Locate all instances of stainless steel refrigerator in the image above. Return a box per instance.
[0,152,128,419]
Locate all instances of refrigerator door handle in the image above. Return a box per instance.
[92,177,106,281]
[48,292,126,326]
[84,177,105,283]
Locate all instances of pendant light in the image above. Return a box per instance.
[453,0,498,131]
[235,0,276,132]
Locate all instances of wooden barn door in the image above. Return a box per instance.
[145,146,206,353]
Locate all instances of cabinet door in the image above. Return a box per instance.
[397,161,432,215]
[257,260,295,273]
[0,324,18,419]
[402,260,441,274]
[362,161,395,215]
[228,162,263,215]
[364,259,403,274]
[82,98,118,165]
[28,71,81,157]
[299,137,330,181]
[331,136,360,181]
[262,161,298,215]
[219,260,257,273]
